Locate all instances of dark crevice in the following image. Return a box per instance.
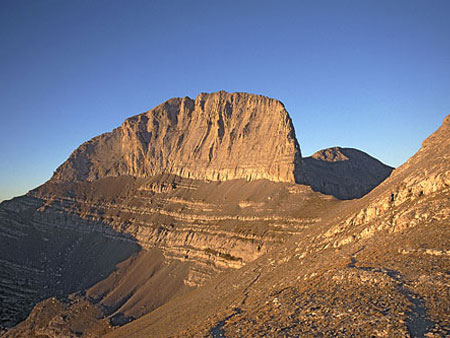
[210,308,242,338]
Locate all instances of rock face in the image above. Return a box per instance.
[52,91,305,184]
[303,147,393,199]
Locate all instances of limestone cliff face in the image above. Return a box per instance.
[52,91,305,184]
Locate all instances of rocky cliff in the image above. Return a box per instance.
[52,91,305,184]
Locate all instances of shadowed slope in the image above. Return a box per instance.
[0,196,140,331]
[3,249,193,337]
[303,147,393,199]
[1,176,341,337]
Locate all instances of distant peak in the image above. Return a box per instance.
[310,147,349,162]
[304,146,393,199]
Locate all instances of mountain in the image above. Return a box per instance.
[0,91,326,333]
[1,92,437,337]
[52,91,305,184]
[303,147,393,199]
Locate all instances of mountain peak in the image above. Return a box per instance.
[52,91,305,184]
[311,147,350,162]
[304,147,393,199]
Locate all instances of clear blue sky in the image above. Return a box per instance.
[1,0,449,201]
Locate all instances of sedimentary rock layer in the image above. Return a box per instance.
[0,174,338,330]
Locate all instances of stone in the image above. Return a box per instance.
[51,91,305,184]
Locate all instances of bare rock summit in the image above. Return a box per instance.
[303,147,393,199]
[52,91,305,184]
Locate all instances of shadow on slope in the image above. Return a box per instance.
[303,147,393,199]
[0,195,141,331]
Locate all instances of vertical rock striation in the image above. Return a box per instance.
[52,91,305,184]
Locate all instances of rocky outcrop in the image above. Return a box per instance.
[303,147,393,199]
[323,115,450,247]
[52,91,305,184]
